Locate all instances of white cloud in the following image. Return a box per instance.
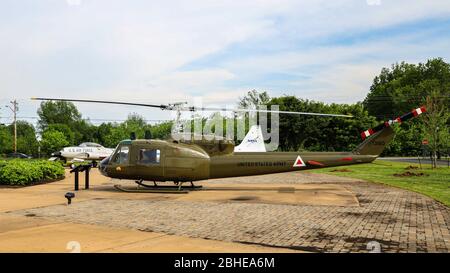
[293,63,383,103]
[0,0,449,123]
[220,29,450,102]
[66,0,82,6]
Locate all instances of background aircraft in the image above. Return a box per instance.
[50,142,114,165]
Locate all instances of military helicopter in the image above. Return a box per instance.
[31,97,426,191]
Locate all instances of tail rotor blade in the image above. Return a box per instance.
[360,106,426,140]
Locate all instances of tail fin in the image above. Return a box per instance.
[353,126,395,155]
[234,125,266,152]
[354,106,427,156]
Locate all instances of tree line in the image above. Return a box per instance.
[0,58,448,158]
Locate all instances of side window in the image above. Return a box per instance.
[112,146,130,164]
[138,149,160,164]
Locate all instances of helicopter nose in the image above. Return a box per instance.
[99,156,110,176]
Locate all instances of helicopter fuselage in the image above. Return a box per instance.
[31,97,425,183]
[98,137,381,183]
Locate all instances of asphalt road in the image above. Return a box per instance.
[379,157,450,166]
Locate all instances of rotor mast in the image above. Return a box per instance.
[166,101,188,135]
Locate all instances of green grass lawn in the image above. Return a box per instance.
[308,160,450,207]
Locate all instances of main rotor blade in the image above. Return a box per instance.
[31,97,353,117]
[181,106,353,118]
[31,97,168,109]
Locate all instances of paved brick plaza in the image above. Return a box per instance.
[14,173,450,253]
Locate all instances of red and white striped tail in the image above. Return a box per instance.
[412,106,426,117]
[360,129,374,140]
[360,106,426,140]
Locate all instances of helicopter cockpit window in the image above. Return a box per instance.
[112,145,130,164]
[138,149,160,164]
[79,142,102,148]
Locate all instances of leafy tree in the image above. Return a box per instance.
[47,124,75,145]
[40,130,69,156]
[267,97,375,151]
[317,103,377,152]
[238,90,271,125]
[37,101,82,131]
[15,121,39,156]
[364,58,450,117]
[151,121,173,139]
[382,123,423,156]
[125,113,147,128]
[0,121,38,156]
[37,101,99,145]
[363,58,450,157]
[72,119,96,144]
[238,89,271,108]
[101,114,157,147]
[0,125,12,155]
[103,126,129,148]
[420,91,450,167]
[94,123,114,146]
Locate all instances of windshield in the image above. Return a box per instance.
[111,145,130,164]
[79,142,103,148]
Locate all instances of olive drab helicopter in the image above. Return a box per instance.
[31,97,426,191]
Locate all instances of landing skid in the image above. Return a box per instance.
[113,180,202,194]
[113,185,189,194]
[135,180,202,190]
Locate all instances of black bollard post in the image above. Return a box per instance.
[74,170,79,191]
[85,166,90,189]
[65,192,75,205]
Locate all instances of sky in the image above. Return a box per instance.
[1,0,450,126]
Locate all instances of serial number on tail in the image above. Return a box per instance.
[237,161,287,167]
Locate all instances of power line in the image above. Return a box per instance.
[0,116,172,126]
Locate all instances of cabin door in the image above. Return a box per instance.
[134,146,165,180]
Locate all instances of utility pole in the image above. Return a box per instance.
[7,100,18,153]
[0,106,4,126]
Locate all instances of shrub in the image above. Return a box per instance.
[0,159,65,186]
[35,160,65,179]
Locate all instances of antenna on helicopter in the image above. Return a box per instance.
[144,130,152,140]
[166,102,188,134]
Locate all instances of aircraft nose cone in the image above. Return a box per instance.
[99,156,110,176]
